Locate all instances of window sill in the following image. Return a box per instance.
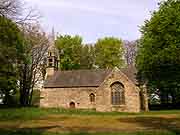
[90,102,96,105]
[111,104,125,107]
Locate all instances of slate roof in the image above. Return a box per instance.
[44,66,137,88]
[44,69,112,88]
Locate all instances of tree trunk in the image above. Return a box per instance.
[29,88,33,106]
[170,90,176,105]
[160,91,167,105]
[19,64,29,106]
[3,92,10,105]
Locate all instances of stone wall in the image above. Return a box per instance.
[40,70,141,112]
[45,68,56,79]
[96,70,140,112]
[40,87,97,109]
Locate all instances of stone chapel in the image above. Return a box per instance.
[40,35,148,112]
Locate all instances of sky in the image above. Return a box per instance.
[24,0,159,43]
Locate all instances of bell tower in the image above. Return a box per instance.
[45,28,59,79]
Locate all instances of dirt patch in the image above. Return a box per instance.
[0,114,180,134]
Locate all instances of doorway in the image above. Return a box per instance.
[69,102,75,108]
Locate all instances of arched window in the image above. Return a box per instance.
[89,93,95,103]
[111,82,125,105]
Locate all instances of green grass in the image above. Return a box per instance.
[0,108,47,121]
[0,108,180,135]
[0,107,180,121]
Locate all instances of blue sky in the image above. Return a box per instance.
[24,0,159,43]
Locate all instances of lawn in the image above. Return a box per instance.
[0,108,180,135]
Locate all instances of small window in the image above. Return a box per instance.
[90,93,95,103]
[49,52,52,56]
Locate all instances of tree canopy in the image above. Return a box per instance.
[55,36,125,70]
[136,0,180,104]
[95,37,124,69]
[0,16,24,104]
[55,35,83,70]
[80,44,95,69]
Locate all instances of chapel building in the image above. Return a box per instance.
[40,38,148,112]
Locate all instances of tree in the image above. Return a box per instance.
[55,35,83,70]
[0,0,39,25]
[18,24,49,106]
[0,0,20,18]
[94,37,124,69]
[0,16,24,105]
[0,0,41,106]
[80,44,95,69]
[124,40,138,66]
[136,0,180,105]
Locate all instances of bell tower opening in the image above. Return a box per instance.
[47,50,58,69]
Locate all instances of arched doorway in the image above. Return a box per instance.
[69,102,75,108]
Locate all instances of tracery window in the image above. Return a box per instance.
[111,82,125,105]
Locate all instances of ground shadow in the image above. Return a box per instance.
[118,117,180,134]
[0,125,60,135]
[0,126,92,135]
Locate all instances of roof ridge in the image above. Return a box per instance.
[56,69,112,73]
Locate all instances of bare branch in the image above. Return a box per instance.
[0,0,21,18]
[124,40,138,65]
[0,0,40,25]
[19,23,50,105]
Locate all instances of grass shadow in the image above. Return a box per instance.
[118,117,180,134]
[0,128,177,135]
[0,125,60,135]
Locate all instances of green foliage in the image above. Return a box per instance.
[80,45,95,69]
[56,35,125,70]
[0,16,24,105]
[55,35,83,70]
[136,0,180,104]
[95,37,124,69]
